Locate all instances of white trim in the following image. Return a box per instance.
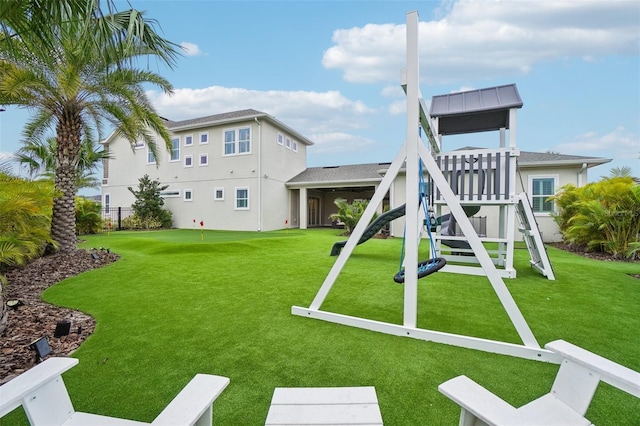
[184,155,193,168]
[184,189,193,202]
[235,187,249,210]
[199,132,209,145]
[184,134,194,146]
[199,153,209,166]
[223,127,252,156]
[214,187,224,201]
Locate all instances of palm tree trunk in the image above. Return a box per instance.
[51,108,82,253]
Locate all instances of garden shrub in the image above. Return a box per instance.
[0,172,56,284]
[551,177,640,259]
[121,213,170,230]
[75,197,102,235]
[128,174,173,229]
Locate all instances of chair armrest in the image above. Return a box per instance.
[0,357,78,417]
[152,374,230,426]
[545,340,640,397]
[438,375,517,426]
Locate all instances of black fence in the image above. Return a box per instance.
[101,207,134,232]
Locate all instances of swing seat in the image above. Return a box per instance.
[394,257,446,283]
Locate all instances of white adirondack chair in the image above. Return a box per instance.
[438,340,640,426]
[0,357,229,426]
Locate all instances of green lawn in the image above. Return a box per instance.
[4,229,639,425]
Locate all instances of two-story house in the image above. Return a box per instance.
[102,108,610,241]
[101,109,313,232]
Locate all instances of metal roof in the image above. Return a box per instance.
[429,84,523,135]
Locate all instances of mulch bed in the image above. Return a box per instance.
[0,248,119,384]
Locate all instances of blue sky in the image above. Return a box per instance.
[1,0,638,189]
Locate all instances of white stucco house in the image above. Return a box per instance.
[101,108,610,243]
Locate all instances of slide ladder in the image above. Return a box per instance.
[515,192,555,280]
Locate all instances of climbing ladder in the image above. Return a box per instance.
[515,192,555,280]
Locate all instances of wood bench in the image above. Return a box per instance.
[438,339,640,426]
[0,357,230,426]
[265,386,383,425]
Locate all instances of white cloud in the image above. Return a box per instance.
[553,126,640,159]
[380,85,404,98]
[180,41,204,56]
[322,1,639,84]
[388,100,406,115]
[147,86,377,154]
[308,132,375,155]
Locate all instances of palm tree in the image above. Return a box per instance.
[14,136,110,191]
[0,1,180,252]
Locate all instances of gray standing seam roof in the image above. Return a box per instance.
[429,84,523,135]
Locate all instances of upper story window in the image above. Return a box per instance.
[285,137,291,149]
[184,155,193,167]
[147,149,156,165]
[277,132,284,146]
[199,132,209,144]
[199,153,209,166]
[292,140,298,152]
[170,137,180,161]
[530,176,556,214]
[133,140,145,150]
[224,127,251,156]
[185,134,193,146]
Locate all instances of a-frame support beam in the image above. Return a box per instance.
[292,10,556,363]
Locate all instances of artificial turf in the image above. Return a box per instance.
[2,228,639,425]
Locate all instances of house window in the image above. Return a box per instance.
[277,132,284,146]
[530,176,557,214]
[224,127,251,156]
[224,130,235,155]
[285,137,291,149]
[170,137,180,161]
[160,190,180,198]
[239,128,250,153]
[185,134,193,146]
[214,188,224,201]
[184,189,193,202]
[235,187,249,210]
[133,140,145,150]
[104,194,110,212]
[199,132,209,144]
[199,153,208,166]
[147,149,156,164]
[292,140,298,152]
[184,155,193,167]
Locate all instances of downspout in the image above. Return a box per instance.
[255,117,262,231]
[578,162,587,186]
